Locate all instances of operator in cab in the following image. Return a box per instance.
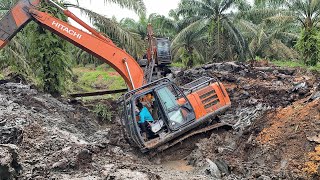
[137,102,154,141]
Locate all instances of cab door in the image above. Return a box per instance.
[155,84,196,130]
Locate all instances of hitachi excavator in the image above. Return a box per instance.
[0,0,231,152]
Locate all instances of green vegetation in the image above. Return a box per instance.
[0,73,3,80]
[0,1,72,95]
[93,104,113,123]
[29,2,72,96]
[296,28,320,66]
[0,0,145,95]
[71,65,126,93]
[2,0,320,97]
[272,60,320,71]
[171,62,186,68]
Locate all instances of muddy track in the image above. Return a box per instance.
[0,61,319,179]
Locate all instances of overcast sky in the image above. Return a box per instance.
[67,0,253,30]
[68,0,180,21]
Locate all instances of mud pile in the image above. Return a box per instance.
[0,82,208,179]
[0,61,319,179]
[0,82,149,179]
[176,61,320,179]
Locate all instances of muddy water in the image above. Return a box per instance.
[161,160,193,171]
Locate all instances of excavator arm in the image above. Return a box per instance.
[0,0,144,90]
[0,0,40,48]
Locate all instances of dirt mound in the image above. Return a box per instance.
[1,61,319,179]
[0,144,21,179]
[256,99,320,178]
[0,82,210,179]
[174,62,320,179]
[176,62,316,107]
[0,82,147,179]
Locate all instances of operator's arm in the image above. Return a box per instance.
[139,112,145,124]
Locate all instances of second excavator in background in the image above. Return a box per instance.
[139,24,173,82]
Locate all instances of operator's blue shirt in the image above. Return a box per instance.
[138,107,154,124]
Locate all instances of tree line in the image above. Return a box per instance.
[0,0,319,95]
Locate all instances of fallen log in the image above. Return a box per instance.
[69,89,128,98]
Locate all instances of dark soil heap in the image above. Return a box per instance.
[0,83,156,179]
[176,61,320,179]
[0,61,319,179]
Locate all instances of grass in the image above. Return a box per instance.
[70,64,126,99]
[271,60,320,71]
[171,62,186,68]
[0,73,3,80]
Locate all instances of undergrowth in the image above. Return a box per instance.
[271,60,320,71]
[68,64,126,100]
[93,104,113,123]
[171,62,186,68]
[71,65,125,91]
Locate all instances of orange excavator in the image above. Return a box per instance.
[0,0,232,152]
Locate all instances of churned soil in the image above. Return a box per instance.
[1,61,319,179]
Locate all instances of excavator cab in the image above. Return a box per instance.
[137,38,172,67]
[155,38,172,66]
[120,77,231,152]
[121,78,194,151]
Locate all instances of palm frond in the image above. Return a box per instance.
[66,5,145,57]
[103,0,146,17]
[269,39,299,59]
[0,0,18,17]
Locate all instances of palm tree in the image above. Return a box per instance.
[239,19,299,60]
[237,1,299,60]
[253,0,320,30]
[120,12,179,39]
[65,2,146,57]
[1,0,146,62]
[0,0,146,94]
[0,0,31,76]
[286,0,320,30]
[257,0,320,65]
[118,13,181,59]
[176,0,249,62]
[171,21,207,67]
[285,0,320,65]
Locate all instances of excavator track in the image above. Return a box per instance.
[155,122,233,152]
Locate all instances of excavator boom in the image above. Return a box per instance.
[0,0,144,90]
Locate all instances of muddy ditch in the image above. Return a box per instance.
[0,61,319,179]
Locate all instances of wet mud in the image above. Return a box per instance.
[0,61,319,179]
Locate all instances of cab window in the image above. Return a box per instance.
[156,85,195,129]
